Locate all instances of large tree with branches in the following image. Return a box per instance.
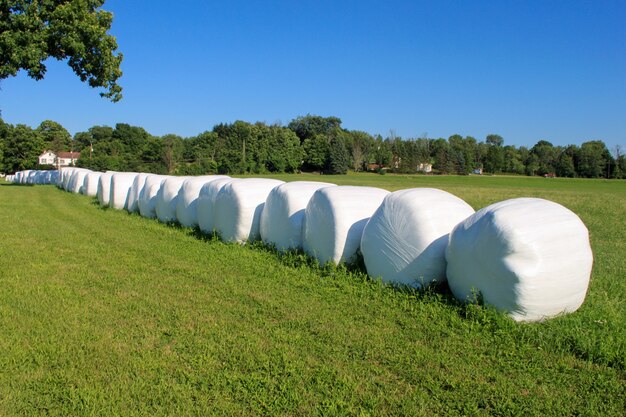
[0,0,123,101]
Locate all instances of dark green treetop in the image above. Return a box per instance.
[0,0,123,101]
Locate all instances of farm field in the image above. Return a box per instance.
[0,174,624,416]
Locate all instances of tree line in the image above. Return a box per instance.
[1,115,624,179]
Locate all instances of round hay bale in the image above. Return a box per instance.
[197,178,241,234]
[126,173,151,213]
[303,186,390,265]
[213,178,285,243]
[110,172,139,210]
[82,172,102,197]
[68,169,90,194]
[138,175,168,218]
[260,181,336,252]
[155,176,189,223]
[361,188,475,288]
[445,197,593,322]
[175,175,229,227]
[97,171,116,207]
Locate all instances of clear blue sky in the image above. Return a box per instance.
[1,0,625,151]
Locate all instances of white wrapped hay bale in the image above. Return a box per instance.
[138,175,168,218]
[82,172,102,197]
[62,168,78,190]
[197,178,240,234]
[33,171,46,184]
[68,169,90,194]
[50,170,59,185]
[27,170,38,184]
[303,186,390,265]
[260,181,337,251]
[213,178,285,243]
[97,171,115,207]
[19,170,31,184]
[126,173,151,213]
[155,176,189,223]
[360,188,475,288]
[445,197,593,322]
[43,170,58,185]
[110,172,139,210]
[175,175,229,227]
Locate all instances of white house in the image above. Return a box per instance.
[38,151,81,167]
[417,163,433,173]
[38,151,56,165]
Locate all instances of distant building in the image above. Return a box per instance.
[38,150,81,167]
[417,163,433,173]
[472,168,483,175]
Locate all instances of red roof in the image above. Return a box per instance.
[57,152,81,159]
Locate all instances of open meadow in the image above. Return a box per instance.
[0,174,624,416]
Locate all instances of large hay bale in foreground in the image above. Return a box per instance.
[197,178,240,234]
[361,188,475,288]
[97,171,116,207]
[445,197,593,322]
[303,186,390,265]
[176,175,229,227]
[138,175,168,218]
[213,178,285,243]
[82,172,102,197]
[110,172,139,210]
[260,181,336,251]
[155,176,189,223]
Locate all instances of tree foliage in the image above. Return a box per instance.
[0,115,621,180]
[0,0,123,101]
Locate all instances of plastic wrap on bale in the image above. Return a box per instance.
[176,175,230,227]
[197,178,241,234]
[82,172,102,197]
[303,186,390,265]
[445,197,593,322]
[68,169,90,194]
[361,188,475,288]
[138,175,168,218]
[260,181,337,252]
[126,173,151,213]
[213,178,285,243]
[62,168,78,190]
[110,172,139,210]
[97,171,116,207]
[155,176,189,223]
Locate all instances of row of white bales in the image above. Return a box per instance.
[8,168,593,322]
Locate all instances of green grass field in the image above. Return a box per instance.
[0,174,624,416]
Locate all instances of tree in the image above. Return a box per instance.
[3,123,44,172]
[288,115,342,142]
[503,145,525,174]
[483,134,504,173]
[530,140,557,176]
[327,130,349,174]
[575,141,612,178]
[36,120,71,154]
[555,145,577,178]
[0,0,123,101]
[485,134,504,147]
[613,145,625,179]
[345,130,374,171]
[302,134,329,172]
[161,134,183,174]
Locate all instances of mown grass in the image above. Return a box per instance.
[0,174,624,416]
